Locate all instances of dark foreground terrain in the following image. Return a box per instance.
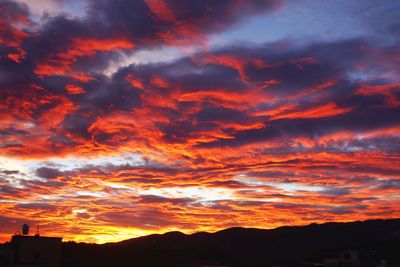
[57,219,400,267]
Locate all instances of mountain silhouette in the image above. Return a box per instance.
[59,219,400,267]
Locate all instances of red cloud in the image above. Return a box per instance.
[0,3,30,62]
[35,38,134,81]
[144,0,176,22]
[65,84,86,95]
[198,54,272,83]
[356,83,400,108]
[268,102,354,120]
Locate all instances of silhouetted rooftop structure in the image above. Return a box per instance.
[0,234,62,267]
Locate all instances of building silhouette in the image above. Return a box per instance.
[0,225,62,267]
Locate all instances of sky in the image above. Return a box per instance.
[0,0,399,243]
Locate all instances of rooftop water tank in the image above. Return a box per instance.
[22,224,29,235]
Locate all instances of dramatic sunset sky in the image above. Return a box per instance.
[1,0,400,243]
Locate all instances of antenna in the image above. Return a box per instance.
[35,224,40,237]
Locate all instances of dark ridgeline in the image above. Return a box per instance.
[0,219,399,267]
[57,219,400,267]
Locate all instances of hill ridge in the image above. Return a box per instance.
[60,218,400,267]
